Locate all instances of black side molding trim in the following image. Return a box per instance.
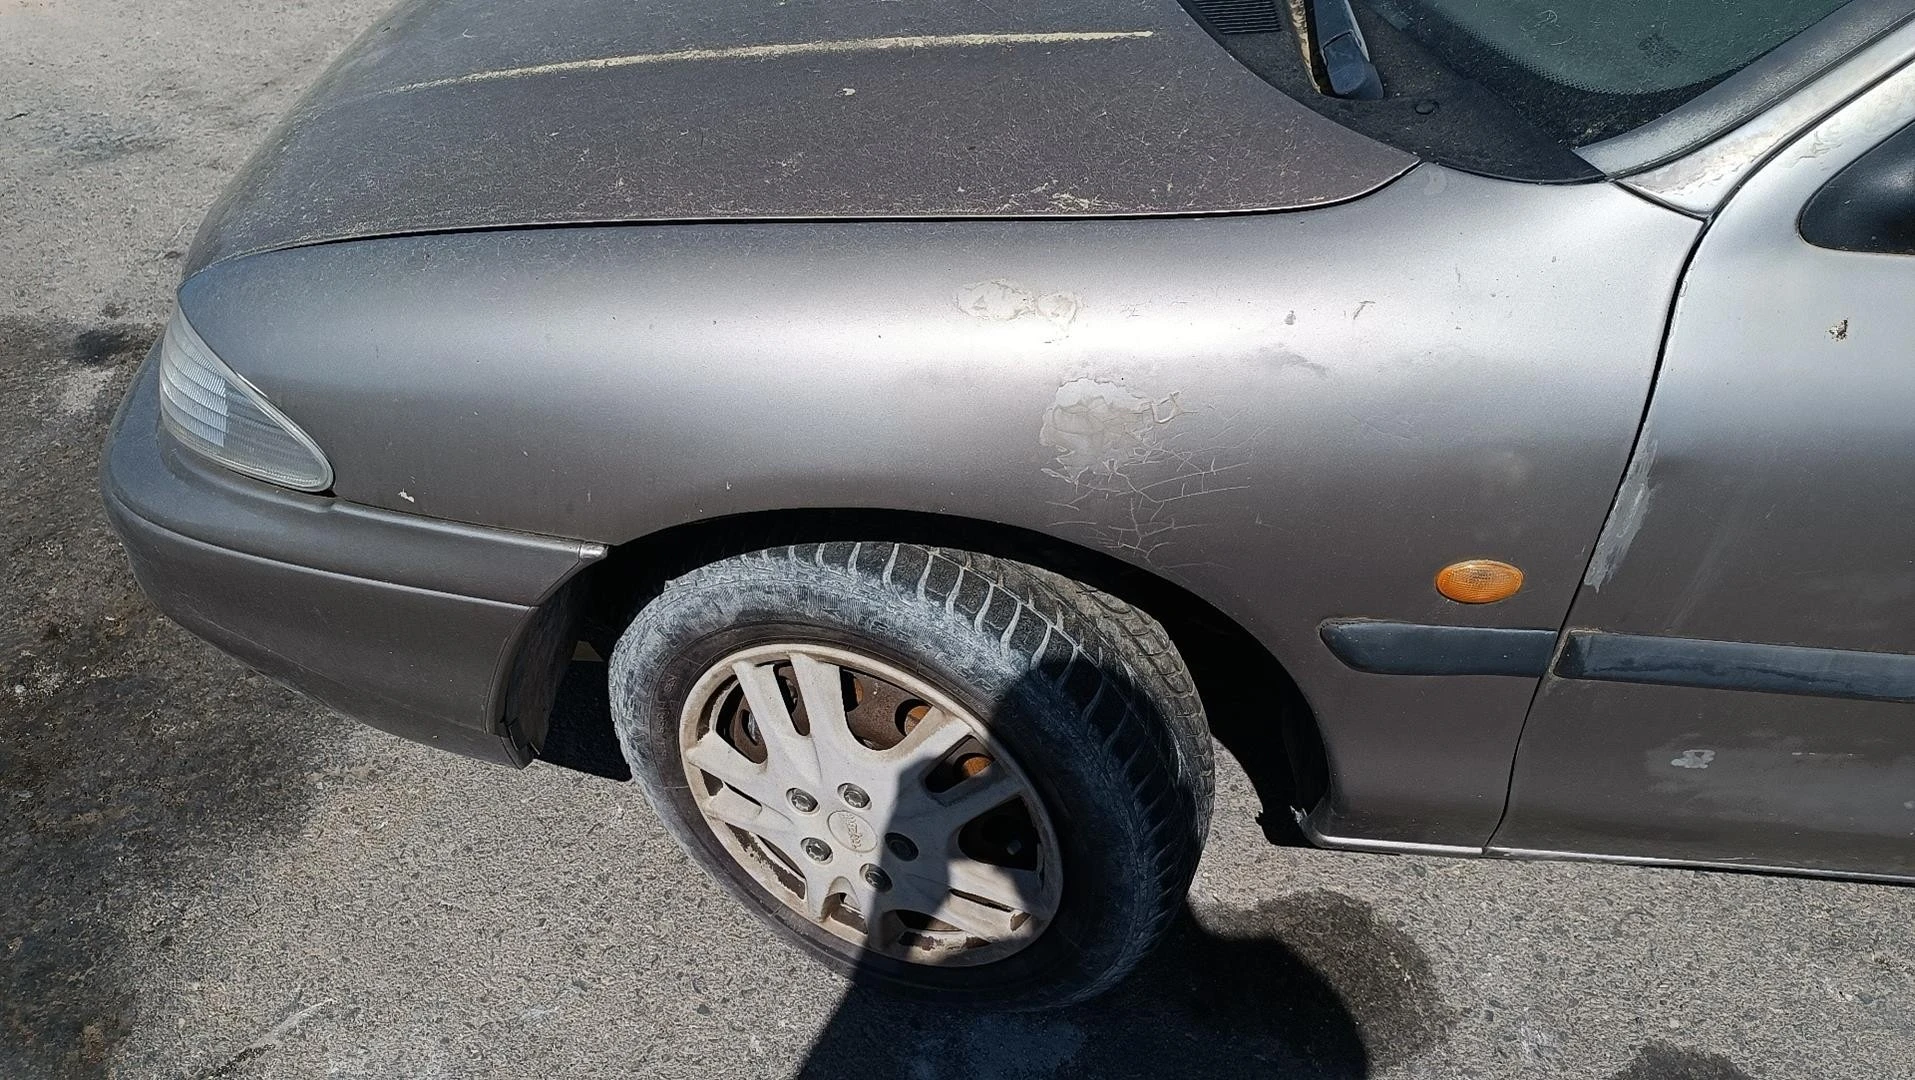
[1557,630,1915,704]
[1320,620,1556,678]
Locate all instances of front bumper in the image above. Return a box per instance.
[101,346,602,765]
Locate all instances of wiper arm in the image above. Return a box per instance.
[1315,0,1384,99]
[1290,0,1384,100]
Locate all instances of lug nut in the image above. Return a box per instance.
[788,789,818,813]
[885,833,918,861]
[861,865,892,892]
[838,783,870,809]
[801,838,832,863]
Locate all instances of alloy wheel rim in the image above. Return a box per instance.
[678,643,1061,966]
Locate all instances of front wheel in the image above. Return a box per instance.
[608,543,1213,1009]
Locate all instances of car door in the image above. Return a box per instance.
[1492,58,1915,878]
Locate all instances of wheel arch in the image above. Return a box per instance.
[527,507,1325,834]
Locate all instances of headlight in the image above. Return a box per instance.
[156,308,333,493]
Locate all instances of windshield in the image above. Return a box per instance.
[1180,0,1882,178]
[1365,0,1854,143]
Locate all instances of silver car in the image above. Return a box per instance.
[103,0,1915,1006]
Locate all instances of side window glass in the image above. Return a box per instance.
[1800,119,1915,256]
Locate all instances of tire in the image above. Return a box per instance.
[608,542,1213,1009]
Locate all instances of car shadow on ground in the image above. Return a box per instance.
[793,888,1451,1080]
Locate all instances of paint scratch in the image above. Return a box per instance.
[1584,437,1656,590]
[384,31,1157,94]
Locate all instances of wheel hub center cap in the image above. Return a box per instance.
[826,809,879,853]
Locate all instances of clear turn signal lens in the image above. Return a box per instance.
[156,308,333,492]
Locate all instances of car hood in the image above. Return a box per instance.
[183,0,1414,276]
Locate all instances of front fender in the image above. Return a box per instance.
[180,165,1701,845]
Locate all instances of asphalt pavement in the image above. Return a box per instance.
[4,3,1913,1078]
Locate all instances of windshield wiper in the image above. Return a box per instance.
[1291,0,1384,100]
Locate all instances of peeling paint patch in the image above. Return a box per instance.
[956,279,1081,334]
[1040,379,1171,483]
[384,31,1157,94]
[956,280,1036,321]
[1584,438,1657,590]
[1266,348,1327,377]
[1040,379,1253,563]
[1829,318,1849,341]
[1671,749,1715,769]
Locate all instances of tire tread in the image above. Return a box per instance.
[625,541,1213,1006]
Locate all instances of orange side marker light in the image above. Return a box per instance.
[1435,559,1524,604]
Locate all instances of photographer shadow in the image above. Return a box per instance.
[541,633,1447,1078]
[795,887,1447,1080]
[788,654,1448,1080]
